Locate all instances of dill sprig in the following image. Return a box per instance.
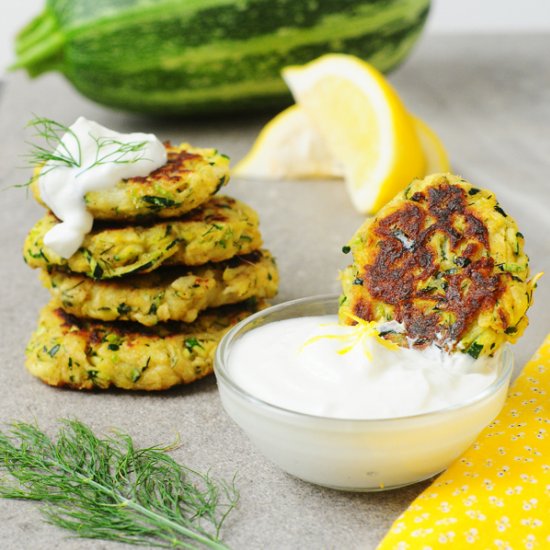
[18,117,150,188]
[86,134,150,172]
[25,117,81,169]
[0,419,238,549]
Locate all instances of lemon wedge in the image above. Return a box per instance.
[233,105,343,180]
[234,107,449,182]
[282,54,425,214]
[412,116,451,174]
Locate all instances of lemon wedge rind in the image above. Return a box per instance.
[283,53,426,214]
[412,116,451,175]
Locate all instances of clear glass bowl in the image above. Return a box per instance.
[214,295,514,492]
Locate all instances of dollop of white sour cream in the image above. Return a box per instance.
[38,117,167,258]
[228,315,500,419]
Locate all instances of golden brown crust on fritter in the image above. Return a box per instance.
[26,301,264,390]
[23,196,262,279]
[31,143,230,221]
[340,173,539,357]
[41,250,278,326]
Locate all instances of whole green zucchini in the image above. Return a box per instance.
[13,0,430,115]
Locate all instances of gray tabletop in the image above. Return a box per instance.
[0,34,549,550]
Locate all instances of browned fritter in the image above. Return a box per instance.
[26,300,264,390]
[41,250,278,325]
[340,173,539,357]
[31,142,230,221]
[23,196,262,279]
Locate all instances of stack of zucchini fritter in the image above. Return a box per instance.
[24,143,278,390]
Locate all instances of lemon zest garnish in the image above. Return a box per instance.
[300,313,399,359]
[340,311,400,353]
[300,332,348,348]
[532,272,544,286]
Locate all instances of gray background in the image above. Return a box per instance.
[0,34,549,549]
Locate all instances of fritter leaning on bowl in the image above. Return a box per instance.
[340,173,541,357]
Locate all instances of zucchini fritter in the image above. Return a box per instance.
[31,143,230,221]
[41,250,278,326]
[26,301,263,390]
[24,196,262,279]
[340,173,540,357]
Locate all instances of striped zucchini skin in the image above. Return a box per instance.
[14,0,430,115]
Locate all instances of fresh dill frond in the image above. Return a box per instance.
[25,116,82,169]
[0,419,238,549]
[77,134,151,178]
[90,134,149,165]
[16,117,151,188]
[13,117,80,189]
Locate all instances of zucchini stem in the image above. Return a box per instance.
[10,9,65,77]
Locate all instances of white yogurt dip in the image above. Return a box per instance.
[38,117,167,258]
[228,315,500,419]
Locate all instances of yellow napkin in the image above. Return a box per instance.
[378,334,550,549]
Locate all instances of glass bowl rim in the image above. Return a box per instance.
[214,294,514,424]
